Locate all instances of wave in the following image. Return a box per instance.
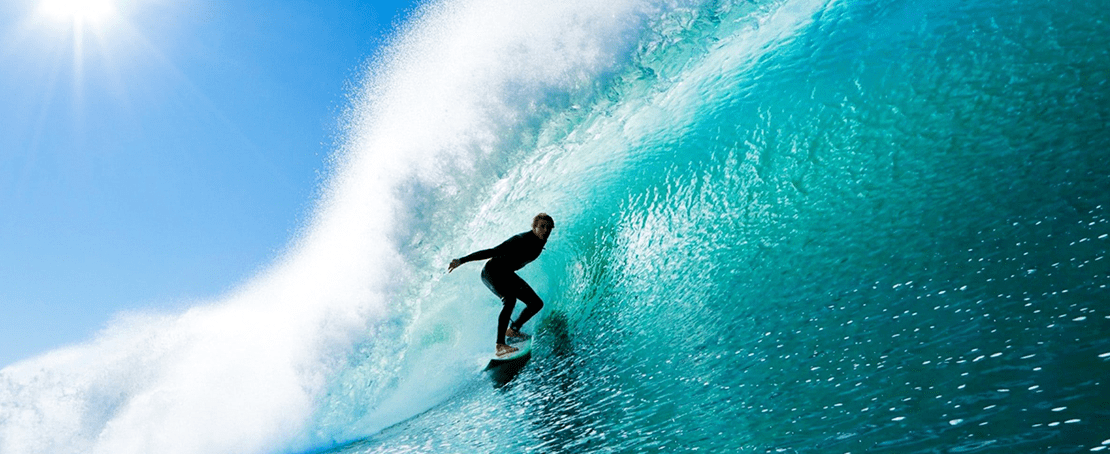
[4,0,1109,452]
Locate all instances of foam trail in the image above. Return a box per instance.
[0,1,673,453]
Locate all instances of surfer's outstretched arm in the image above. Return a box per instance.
[447,247,496,273]
[448,233,525,273]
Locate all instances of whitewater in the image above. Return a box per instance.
[2,0,1108,452]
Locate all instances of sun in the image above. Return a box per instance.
[41,0,116,25]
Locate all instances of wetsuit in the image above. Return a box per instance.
[457,231,547,345]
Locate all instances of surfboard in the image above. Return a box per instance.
[485,337,532,369]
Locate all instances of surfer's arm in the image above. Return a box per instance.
[447,234,521,273]
[448,248,496,273]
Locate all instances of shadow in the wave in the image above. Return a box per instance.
[518,310,596,452]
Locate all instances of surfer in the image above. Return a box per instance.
[448,213,554,357]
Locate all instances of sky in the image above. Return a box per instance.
[0,0,421,367]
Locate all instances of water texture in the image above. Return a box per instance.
[2,0,1108,453]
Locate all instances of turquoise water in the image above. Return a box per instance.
[2,0,1108,453]
[317,0,1110,452]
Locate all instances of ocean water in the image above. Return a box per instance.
[2,0,1109,453]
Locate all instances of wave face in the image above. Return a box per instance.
[3,0,1109,453]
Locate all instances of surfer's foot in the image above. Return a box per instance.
[506,327,531,341]
[496,343,519,357]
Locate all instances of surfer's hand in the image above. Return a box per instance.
[448,258,461,273]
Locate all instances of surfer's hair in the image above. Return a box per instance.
[533,212,554,228]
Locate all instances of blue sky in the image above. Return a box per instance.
[0,0,420,367]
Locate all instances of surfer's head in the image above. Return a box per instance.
[532,213,554,240]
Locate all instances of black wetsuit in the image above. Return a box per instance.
[457,231,547,345]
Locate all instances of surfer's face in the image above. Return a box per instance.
[532,219,553,240]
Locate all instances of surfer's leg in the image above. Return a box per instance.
[509,276,543,333]
[496,297,517,345]
[482,267,517,345]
